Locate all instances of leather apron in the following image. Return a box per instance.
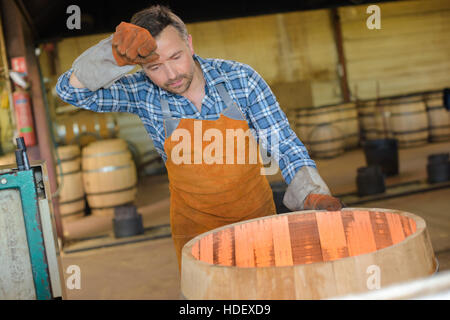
[161,83,276,271]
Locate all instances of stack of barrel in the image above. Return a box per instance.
[56,138,138,229]
[424,91,450,142]
[81,139,137,217]
[53,110,117,147]
[357,91,450,147]
[56,145,85,226]
[294,102,359,158]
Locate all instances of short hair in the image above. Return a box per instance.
[130,5,188,40]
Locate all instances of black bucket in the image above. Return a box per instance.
[356,166,386,197]
[363,139,399,176]
[113,205,144,238]
[427,153,450,183]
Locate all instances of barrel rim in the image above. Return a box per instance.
[181,207,427,270]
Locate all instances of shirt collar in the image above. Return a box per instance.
[157,54,226,99]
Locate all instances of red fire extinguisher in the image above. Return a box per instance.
[13,88,37,147]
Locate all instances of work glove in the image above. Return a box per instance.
[283,166,342,211]
[72,22,158,91]
[112,22,159,66]
[303,193,343,211]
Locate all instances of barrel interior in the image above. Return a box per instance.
[191,210,417,268]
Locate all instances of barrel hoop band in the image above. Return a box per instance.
[59,155,80,162]
[83,163,131,173]
[379,98,425,107]
[358,112,378,117]
[295,105,356,116]
[58,169,81,176]
[427,105,445,111]
[430,134,450,140]
[296,117,358,127]
[392,127,429,135]
[61,209,85,217]
[59,196,85,205]
[361,129,385,133]
[398,138,428,144]
[86,184,137,196]
[429,124,450,130]
[89,201,134,210]
[83,149,129,158]
[389,110,426,117]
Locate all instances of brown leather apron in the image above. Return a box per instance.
[162,83,276,271]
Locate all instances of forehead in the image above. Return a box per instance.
[155,26,186,51]
[142,26,187,68]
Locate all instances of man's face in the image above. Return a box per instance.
[142,26,196,95]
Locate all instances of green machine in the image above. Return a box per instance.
[0,138,65,299]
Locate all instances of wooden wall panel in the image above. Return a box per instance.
[51,1,450,110]
[188,10,341,108]
[339,0,450,100]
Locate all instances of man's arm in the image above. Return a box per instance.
[69,72,85,89]
[242,65,342,211]
[56,22,158,113]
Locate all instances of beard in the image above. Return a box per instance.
[162,71,194,95]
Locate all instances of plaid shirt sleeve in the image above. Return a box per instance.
[242,64,316,185]
[56,68,143,114]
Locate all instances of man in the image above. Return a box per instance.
[56,5,342,270]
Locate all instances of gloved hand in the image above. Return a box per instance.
[283,166,333,211]
[303,193,343,211]
[112,22,159,66]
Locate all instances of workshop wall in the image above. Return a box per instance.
[339,0,450,100]
[44,0,450,113]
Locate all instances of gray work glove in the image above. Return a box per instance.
[72,22,159,91]
[72,35,135,91]
[283,166,343,211]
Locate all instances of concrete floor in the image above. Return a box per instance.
[60,140,450,299]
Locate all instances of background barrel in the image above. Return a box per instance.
[379,94,429,148]
[54,110,117,147]
[295,102,359,158]
[335,102,359,149]
[357,99,387,141]
[56,145,85,223]
[81,139,137,217]
[425,91,450,142]
[181,208,436,300]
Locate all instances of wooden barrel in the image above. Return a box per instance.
[308,124,345,158]
[425,91,450,142]
[379,95,429,148]
[56,145,85,222]
[181,208,437,300]
[295,103,359,158]
[54,110,117,147]
[357,100,387,141]
[335,103,359,149]
[82,139,137,216]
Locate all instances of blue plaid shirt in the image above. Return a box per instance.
[56,54,316,184]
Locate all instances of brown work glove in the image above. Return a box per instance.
[303,193,343,211]
[112,22,159,66]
